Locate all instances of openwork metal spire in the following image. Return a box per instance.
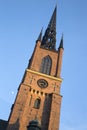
[41,6,57,50]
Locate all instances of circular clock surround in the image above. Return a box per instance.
[37,79,48,88]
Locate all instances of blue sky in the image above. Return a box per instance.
[0,0,87,130]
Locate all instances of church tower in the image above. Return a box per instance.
[6,6,64,130]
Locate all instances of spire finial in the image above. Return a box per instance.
[56,0,58,7]
[41,6,57,50]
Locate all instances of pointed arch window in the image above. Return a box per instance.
[40,55,52,75]
[34,98,41,109]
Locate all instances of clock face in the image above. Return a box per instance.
[37,79,48,88]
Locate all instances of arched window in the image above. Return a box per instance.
[40,55,52,75]
[34,98,41,109]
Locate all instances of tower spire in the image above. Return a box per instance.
[41,6,57,50]
[36,28,43,42]
[59,34,64,49]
